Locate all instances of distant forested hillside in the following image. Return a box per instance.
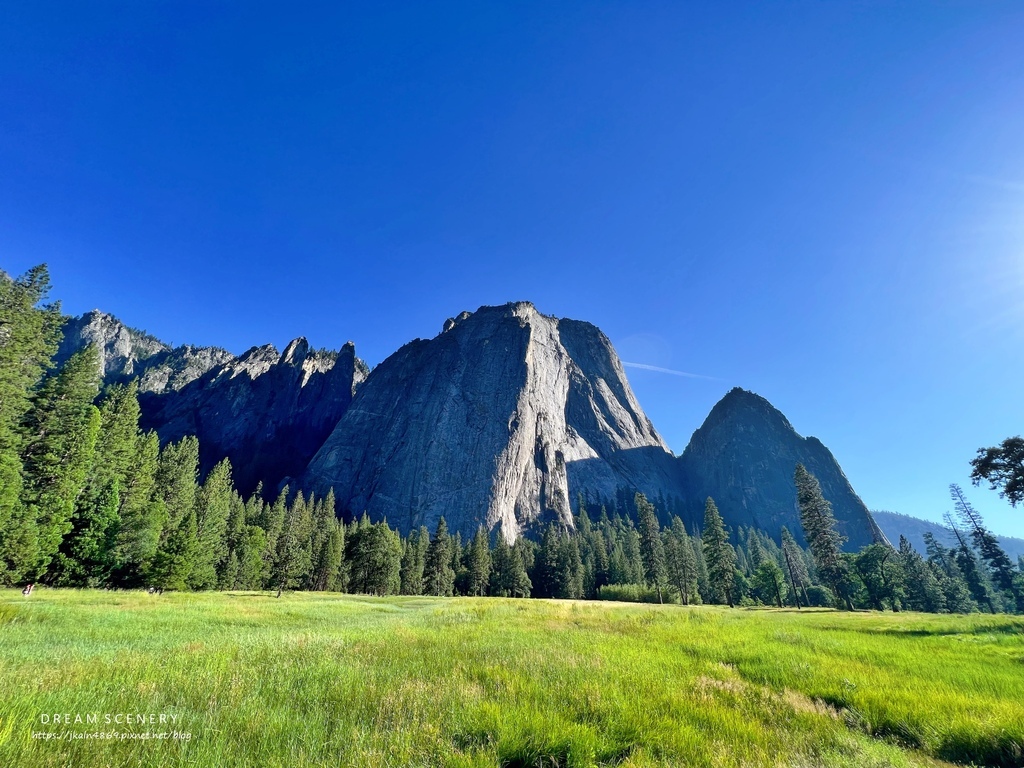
[873,510,1024,561]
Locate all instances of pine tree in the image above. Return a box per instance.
[0,265,63,585]
[750,558,788,607]
[346,520,401,596]
[235,524,269,590]
[220,492,247,589]
[467,526,491,596]
[944,512,997,612]
[690,533,711,602]
[702,497,736,606]
[923,533,977,613]
[635,493,667,602]
[51,479,121,587]
[400,525,429,595]
[510,539,533,597]
[309,490,343,591]
[795,464,854,610]
[781,527,810,608]
[273,491,313,596]
[620,522,644,584]
[664,517,699,605]
[260,487,288,587]
[154,437,200,528]
[309,518,343,592]
[558,533,585,599]
[189,458,234,590]
[423,517,455,596]
[746,530,767,573]
[897,536,945,613]
[149,507,198,591]
[488,533,529,598]
[489,535,515,597]
[22,346,102,578]
[951,484,1020,608]
[149,437,200,587]
[110,412,163,585]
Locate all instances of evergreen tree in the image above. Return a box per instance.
[664,516,699,605]
[21,346,101,578]
[702,497,736,606]
[690,533,711,602]
[897,536,945,613]
[189,458,234,590]
[423,517,455,596]
[490,534,532,597]
[746,530,766,573]
[558,532,585,599]
[149,506,198,591]
[532,523,563,598]
[400,525,429,595]
[220,491,247,589]
[750,558,788,607]
[620,522,644,584]
[273,491,313,595]
[852,543,904,611]
[260,486,288,587]
[112,425,162,585]
[0,265,63,585]
[731,568,750,605]
[153,436,200,531]
[51,479,121,587]
[781,527,810,608]
[466,526,491,596]
[346,520,401,596]
[309,491,343,591]
[635,493,668,602]
[235,524,268,590]
[924,533,977,613]
[970,436,1024,507]
[589,528,610,596]
[795,464,854,610]
[951,484,1020,608]
[944,512,997,612]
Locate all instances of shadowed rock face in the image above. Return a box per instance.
[679,388,887,550]
[139,339,368,496]
[57,310,368,497]
[302,303,684,540]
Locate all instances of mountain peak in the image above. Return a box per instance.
[304,304,680,539]
[681,389,886,549]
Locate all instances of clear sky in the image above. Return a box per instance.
[2,3,1023,537]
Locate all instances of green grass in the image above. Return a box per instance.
[1,591,1022,767]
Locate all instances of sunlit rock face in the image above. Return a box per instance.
[55,310,234,393]
[303,302,684,540]
[679,387,887,550]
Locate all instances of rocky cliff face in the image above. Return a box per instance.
[57,310,368,496]
[302,302,684,540]
[679,388,886,550]
[138,338,367,495]
[59,306,886,548]
[55,311,234,393]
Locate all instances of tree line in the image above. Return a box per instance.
[1,265,1021,613]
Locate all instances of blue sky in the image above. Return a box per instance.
[3,3,1023,537]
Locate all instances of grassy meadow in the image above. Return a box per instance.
[1,591,1022,768]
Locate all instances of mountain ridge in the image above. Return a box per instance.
[57,302,884,547]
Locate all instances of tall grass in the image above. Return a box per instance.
[1,590,1021,767]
